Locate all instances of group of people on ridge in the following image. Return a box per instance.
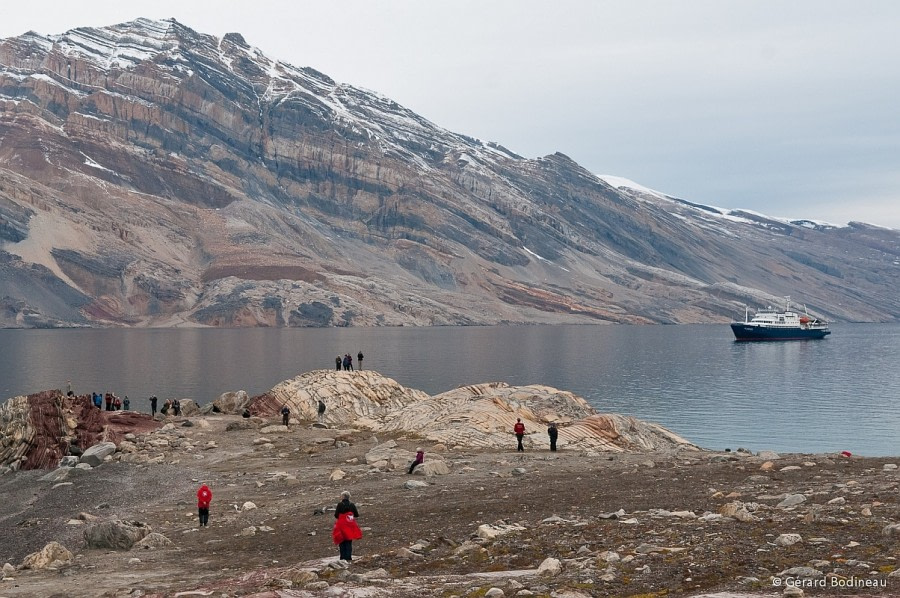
[336,351,363,371]
[91,391,129,411]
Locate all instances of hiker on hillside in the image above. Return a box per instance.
[408,447,425,474]
[317,399,326,424]
[123,396,130,411]
[197,483,212,527]
[149,395,158,416]
[547,422,559,452]
[357,351,364,370]
[333,490,362,561]
[335,355,342,371]
[93,392,102,409]
[114,395,122,410]
[173,398,181,416]
[281,404,291,427]
[105,393,113,411]
[514,418,526,452]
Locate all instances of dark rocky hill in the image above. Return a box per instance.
[1,18,898,327]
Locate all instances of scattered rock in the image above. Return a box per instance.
[774,533,803,547]
[404,480,429,490]
[777,494,807,508]
[242,501,258,511]
[134,532,174,550]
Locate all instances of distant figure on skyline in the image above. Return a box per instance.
[336,356,342,371]
[357,351,364,370]
[149,395,158,416]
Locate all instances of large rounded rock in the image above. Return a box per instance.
[21,541,73,570]
[84,520,151,550]
[80,442,117,467]
[212,390,251,415]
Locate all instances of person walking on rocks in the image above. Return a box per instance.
[281,404,291,427]
[197,483,212,527]
[173,398,181,416]
[333,490,362,561]
[105,393,113,411]
[123,396,130,411]
[335,355,342,371]
[317,399,326,424]
[547,422,559,452]
[514,418,526,452]
[357,351,364,370]
[149,395,157,416]
[408,447,425,474]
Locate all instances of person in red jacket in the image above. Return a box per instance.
[332,490,362,561]
[197,483,212,527]
[514,418,526,452]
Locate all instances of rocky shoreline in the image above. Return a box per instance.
[1,371,898,597]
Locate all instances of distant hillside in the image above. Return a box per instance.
[1,18,898,327]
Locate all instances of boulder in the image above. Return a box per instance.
[404,480,429,490]
[537,557,562,576]
[212,390,251,415]
[21,542,73,570]
[777,494,807,508]
[80,442,117,467]
[179,400,200,416]
[83,520,151,550]
[413,460,451,476]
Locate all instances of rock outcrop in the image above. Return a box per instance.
[247,371,695,452]
[0,390,161,470]
[249,370,429,427]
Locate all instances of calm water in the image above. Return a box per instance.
[1,324,898,456]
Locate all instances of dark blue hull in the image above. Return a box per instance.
[731,323,831,341]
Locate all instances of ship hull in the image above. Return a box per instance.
[730,323,831,341]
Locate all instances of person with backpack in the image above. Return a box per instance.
[514,418,526,452]
[333,491,362,561]
[197,483,212,527]
[281,404,290,427]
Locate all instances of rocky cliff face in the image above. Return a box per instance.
[1,18,899,327]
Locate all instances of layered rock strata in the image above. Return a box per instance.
[244,370,695,452]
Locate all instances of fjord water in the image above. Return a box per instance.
[1,324,897,456]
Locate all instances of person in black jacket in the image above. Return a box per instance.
[548,422,559,451]
[334,491,360,561]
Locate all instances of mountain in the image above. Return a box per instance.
[1,18,898,328]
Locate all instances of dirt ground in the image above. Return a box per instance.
[1,414,898,597]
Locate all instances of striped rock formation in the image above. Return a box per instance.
[246,371,695,453]
[0,390,160,471]
[246,370,429,428]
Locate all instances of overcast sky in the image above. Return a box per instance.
[3,1,899,229]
